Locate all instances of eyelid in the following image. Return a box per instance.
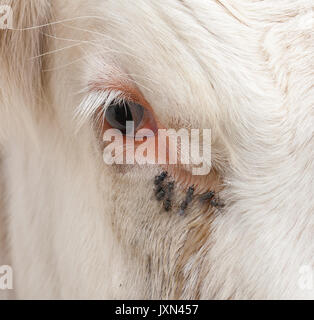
[76,83,160,145]
[75,79,158,129]
[102,83,156,121]
[75,89,125,130]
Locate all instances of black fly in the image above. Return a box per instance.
[200,190,224,210]
[199,191,215,203]
[210,198,225,209]
[179,185,195,215]
[154,171,168,201]
[156,188,166,201]
[163,181,174,211]
[154,171,168,186]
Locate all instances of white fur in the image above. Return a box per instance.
[0,0,313,299]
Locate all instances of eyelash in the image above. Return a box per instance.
[75,87,159,142]
[75,89,125,129]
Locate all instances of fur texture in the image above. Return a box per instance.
[0,0,313,299]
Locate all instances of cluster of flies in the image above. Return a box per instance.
[154,171,224,216]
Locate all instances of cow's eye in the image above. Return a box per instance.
[104,99,157,138]
[105,100,144,135]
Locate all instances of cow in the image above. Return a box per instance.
[0,0,313,299]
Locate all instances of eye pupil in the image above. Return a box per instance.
[113,102,132,125]
[105,100,144,135]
